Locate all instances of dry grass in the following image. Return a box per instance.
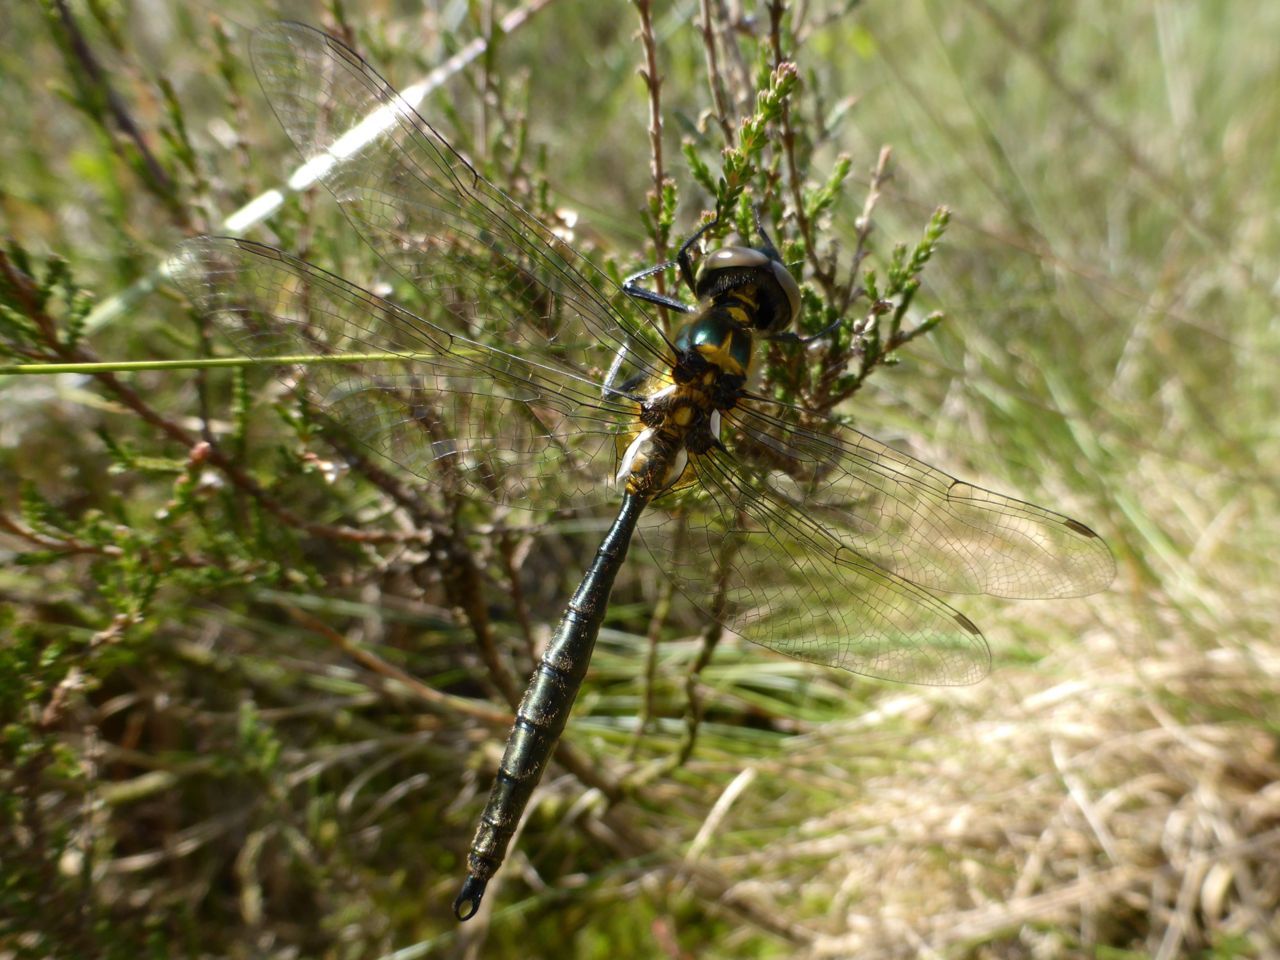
[662,626,1279,956]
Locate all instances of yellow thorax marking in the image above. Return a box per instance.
[695,328,747,378]
[724,287,758,327]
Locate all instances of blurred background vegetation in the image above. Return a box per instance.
[2,0,1277,958]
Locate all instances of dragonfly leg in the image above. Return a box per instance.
[620,263,696,313]
[622,259,696,312]
[766,315,844,345]
[622,216,724,311]
[752,206,784,261]
[675,217,720,290]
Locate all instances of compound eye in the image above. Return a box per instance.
[770,260,802,329]
[702,246,770,272]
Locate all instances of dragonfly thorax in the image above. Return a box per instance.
[673,310,755,378]
[615,367,730,497]
[616,283,783,497]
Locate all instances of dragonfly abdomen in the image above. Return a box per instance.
[454,492,649,920]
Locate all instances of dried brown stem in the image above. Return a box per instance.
[496,532,538,665]
[767,0,827,293]
[629,569,676,759]
[676,521,741,768]
[286,607,511,726]
[698,0,736,143]
[0,252,421,547]
[633,0,668,218]
[0,511,123,558]
[49,0,186,224]
[632,0,674,326]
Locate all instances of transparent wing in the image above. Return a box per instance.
[170,237,627,506]
[249,21,668,390]
[724,401,1116,600]
[633,388,1113,684]
[173,22,1109,688]
[638,467,991,686]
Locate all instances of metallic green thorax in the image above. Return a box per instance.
[672,303,756,379]
[616,252,797,498]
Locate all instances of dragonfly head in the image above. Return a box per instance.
[694,223,801,335]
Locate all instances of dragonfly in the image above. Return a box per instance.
[170,22,1116,922]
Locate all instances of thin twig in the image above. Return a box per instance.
[698,0,736,143]
[0,252,422,547]
[632,0,674,331]
[676,519,742,768]
[0,512,123,558]
[497,530,538,665]
[814,145,894,407]
[49,0,185,223]
[633,1,668,205]
[286,607,511,726]
[628,569,676,759]
[444,527,525,710]
[768,0,823,284]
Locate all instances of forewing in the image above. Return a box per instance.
[728,402,1116,599]
[249,21,667,392]
[170,237,625,507]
